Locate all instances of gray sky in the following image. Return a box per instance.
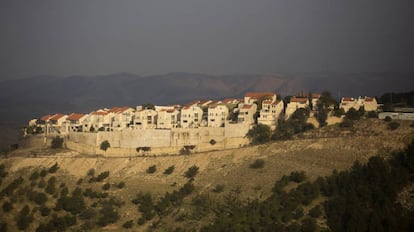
[1,0,413,79]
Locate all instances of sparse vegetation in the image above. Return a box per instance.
[388,121,400,130]
[51,136,64,149]
[247,124,272,145]
[163,165,175,175]
[212,184,225,193]
[100,140,110,151]
[146,165,157,174]
[184,165,199,179]
[249,158,265,169]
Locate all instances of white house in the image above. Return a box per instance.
[244,92,277,105]
[83,110,113,132]
[285,97,309,120]
[157,108,180,129]
[310,93,321,111]
[181,101,204,128]
[208,104,229,127]
[66,113,88,132]
[133,109,158,129]
[238,104,257,124]
[363,97,378,112]
[258,100,284,127]
[108,106,135,130]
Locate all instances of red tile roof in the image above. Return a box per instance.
[40,114,54,121]
[183,100,200,108]
[108,106,131,113]
[342,97,355,102]
[290,97,308,103]
[49,114,66,121]
[242,105,254,110]
[91,111,108,116]
[245,92,275,99]
[67,113,86,121]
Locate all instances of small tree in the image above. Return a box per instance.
[184,165,199,179]
[51,136,64,149]
[249,159,265,169]
[100,140,110,151]
[246,124,272,145]
[163,165,175,175]
[146,165,157,174]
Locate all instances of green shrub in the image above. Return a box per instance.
[388,121,400,130]
[2,201,13,212]
[212,184,225,193]
[367,111,378,118]
[117,182,125,189]
[100,140,110,151]
[309,205,322,218]
[91,171,110,182]
[249,159,265,169]
[87,168,95,176]
[39,169,48,177]
[37,179,46,188]
[51,136,64,149]
[289,171,306,183]
[146,165,157,174]
[163,165,175,175]
[123,220,134,229]
[184,165,199,179]
[48,162,59,173]
[29,171,40,181]
[339,118,354,128]
[16,205,33,230]
[39,206,51,217]
[345,108,361,120]
[102,183,111,191]
[247,124,272,145]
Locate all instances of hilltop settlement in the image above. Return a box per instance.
[24,92,388,155]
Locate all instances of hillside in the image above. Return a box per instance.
[1,119,413,231]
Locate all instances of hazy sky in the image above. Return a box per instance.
[1,0,413,79]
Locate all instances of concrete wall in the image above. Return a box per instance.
[65,124,251,156]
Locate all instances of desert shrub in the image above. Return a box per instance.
[345,108,361,120]
[32,192,48,205]
[249,159,265,169]
[367,111,378,118]
[48,162,59,173]
[77,178,83,185]
[16,205,33,230]
[97,202,120,227]
[116,182,125,189]
[212,184,225,193]
[0,222,7,232]
[184,165,199,179]
[247,124,272,145]
[388,121,400,130]
[146,165,157,174]
[2,201,13,212]
[90,171,110,182]
[45,176,56,195]
[0,176,24,197]
[29,171,40,181]
[123,220,134,229]
[102,183,111,191]
[79,208,97,220]
[51,136,64,149]
[100,140,110,151]
[309,205,322,218]
[293,207,304,219]
[38,179,46,188]
[384,116,392,122]
[209,139,216,145]
[40,169,48,177]
[301,217,318,232]
[39,206,51,217]
[339,118,354,128]
[289,171,306,183]
[163,165,175,175]
[87,168,95,176]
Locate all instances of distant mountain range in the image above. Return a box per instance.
[1,72,414,124]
